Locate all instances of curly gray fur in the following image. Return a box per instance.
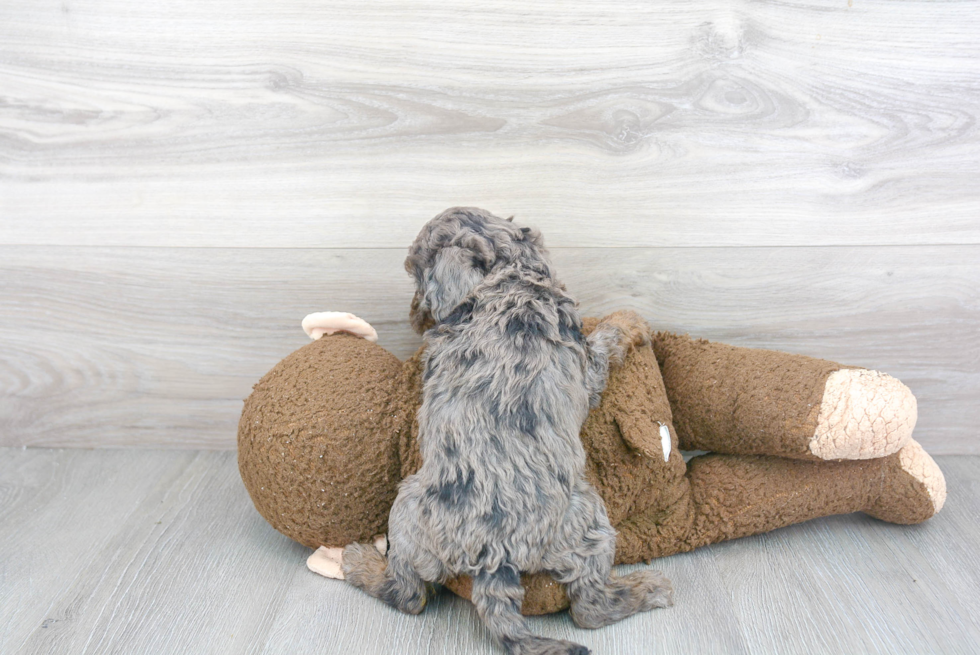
[343,207,672,655]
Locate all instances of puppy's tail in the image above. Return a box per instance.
[472,566,590,655]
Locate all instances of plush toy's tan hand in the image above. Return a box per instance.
[307,546,346,579]
[810,369,917,460]
[301,311,378,343]
[307,535,388,580]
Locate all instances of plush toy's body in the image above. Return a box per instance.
[238,316,945,616]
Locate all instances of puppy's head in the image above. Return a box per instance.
[405,207,546,334]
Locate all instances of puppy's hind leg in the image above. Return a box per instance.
[547,483,673,630]
[342,487,433,614]
[568,564,674,630]
[342,543,429,615]
[472,565,590,655]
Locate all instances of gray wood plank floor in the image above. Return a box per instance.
[1,448,976,654]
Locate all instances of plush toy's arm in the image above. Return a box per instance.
[584,310,651,408]
[652,332,917,461]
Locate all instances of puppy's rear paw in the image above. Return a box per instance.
[341,542,388,591]
[623,569,674,610]
[506,636,591,655]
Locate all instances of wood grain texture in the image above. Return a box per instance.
[1,244,976,452]
[1,0,978,247]
[1,448,977,654]
[0,449,200,652]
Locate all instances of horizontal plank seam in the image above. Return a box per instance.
[2,243,979,251]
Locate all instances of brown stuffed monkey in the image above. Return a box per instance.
[238,312,945,615]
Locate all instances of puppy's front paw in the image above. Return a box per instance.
[342,542,386,572]
[600,310,652,354]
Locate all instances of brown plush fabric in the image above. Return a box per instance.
[653,332,849,460]
[238,334,413,548]
[444,572,569,616]
[238,324,939,616]
[865,447,941,524]
[396,350,426,481]
[679,454,883,550]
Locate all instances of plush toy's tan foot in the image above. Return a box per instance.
[865,440,946,524]
[809,369,917,460]
[307,535,388,580]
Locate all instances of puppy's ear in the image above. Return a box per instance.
[419,245,485,324]
[517,225,545,249]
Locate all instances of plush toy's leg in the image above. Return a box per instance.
[617,440,946,559]
[652,332,916,461]
[864,440,947,524]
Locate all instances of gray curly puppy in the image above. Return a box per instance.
[342,207,673,655]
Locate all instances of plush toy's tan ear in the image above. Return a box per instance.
[609,348,677,464]
[615,413,674,463]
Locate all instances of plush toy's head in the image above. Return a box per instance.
[237,334,415,549]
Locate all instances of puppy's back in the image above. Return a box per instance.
[413,264,590,575]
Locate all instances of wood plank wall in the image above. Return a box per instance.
[1,1,977,452]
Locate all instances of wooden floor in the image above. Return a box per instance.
[1,448,977,655]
